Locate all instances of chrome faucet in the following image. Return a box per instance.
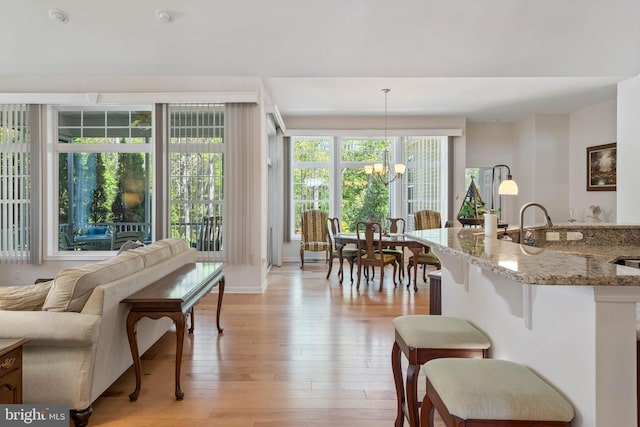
[519,202,553,245]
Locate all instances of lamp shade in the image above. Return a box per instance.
[498,178,518,195]
[364,165,374,175]
[394,163,406,175]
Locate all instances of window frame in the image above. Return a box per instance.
[45,105,154,259]
[289,133,449,237]
[403,135,449,230]
[167,103,225,260]
[290,136,333,239]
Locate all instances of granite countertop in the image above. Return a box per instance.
[407,227,640,286]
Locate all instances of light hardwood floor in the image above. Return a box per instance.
[90,262,444,427]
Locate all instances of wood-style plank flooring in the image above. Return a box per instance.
[90,262,444,426]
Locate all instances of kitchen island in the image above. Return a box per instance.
[408,226,640,427]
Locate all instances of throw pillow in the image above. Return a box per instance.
[117,240,145,255]
[0,281,53,311]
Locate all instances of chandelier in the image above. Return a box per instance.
[364,89,405,186]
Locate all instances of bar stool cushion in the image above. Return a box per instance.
[425,358,575,422]
[392,315,491,350]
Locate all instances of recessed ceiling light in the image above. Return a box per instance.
[156,9,174,23]
[49,9,68,24]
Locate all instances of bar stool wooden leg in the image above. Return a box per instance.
[392,341,405,427]
[420,389,435,427]
[406,363,421,427]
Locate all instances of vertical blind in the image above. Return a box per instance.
[224,103,257,264]
[404,136,448,231]
[168,103,224,261]
[0,104,30,263]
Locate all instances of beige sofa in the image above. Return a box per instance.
[0,238,196,427]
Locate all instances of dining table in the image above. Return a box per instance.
[334,232,429,291]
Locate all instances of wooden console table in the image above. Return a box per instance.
[0,338,25,404]
[122,262,224,401]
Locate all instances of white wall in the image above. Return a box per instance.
[509,115,571,226]
[0,76,263,93]
[511,116,536,225]
[617,74,640,223]
[535,114,570,224]
[283,115,466,132]
[465,122,514,168]
[569,100,617,222]
[466,98,622,227]
[465,122,515,222]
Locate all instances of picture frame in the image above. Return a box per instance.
[587,143,616,191]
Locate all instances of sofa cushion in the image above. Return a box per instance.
[0,281,53,311]
[87,227,109,235]
[155,238,189,255]
[129,243,171,267]
[43,251,144,312]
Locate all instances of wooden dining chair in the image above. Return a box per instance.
[408,210,442,288]
[355,221,397,291]
[326,218,359,283]
[383,217,406,282]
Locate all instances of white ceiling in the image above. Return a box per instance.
[1,0,639,122]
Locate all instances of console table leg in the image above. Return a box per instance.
[408,248,421,292]
[126,312,142,402]
[188,307,195,334]
[173,313,186,400]
[216,276,225,334]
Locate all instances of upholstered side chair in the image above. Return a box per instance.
[408,210,442,288]
[300,209,330,269]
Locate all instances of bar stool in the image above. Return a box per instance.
[421,358,575,427]
[392,315,491,427]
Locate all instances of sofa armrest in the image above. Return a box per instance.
[0,310,100,347]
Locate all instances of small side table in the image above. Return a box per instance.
[0,338,25,404]
[428,270,442,315]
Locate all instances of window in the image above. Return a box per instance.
[168,103,224,259]
[54,107,153,252]
[0,104,31,262]
[290,134,449,235]
[340,137,392,232]
[49,103,227,257]
[291,137,330,236]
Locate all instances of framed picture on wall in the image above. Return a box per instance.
[587,143,616,191]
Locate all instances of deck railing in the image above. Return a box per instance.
[59,221,222,252]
